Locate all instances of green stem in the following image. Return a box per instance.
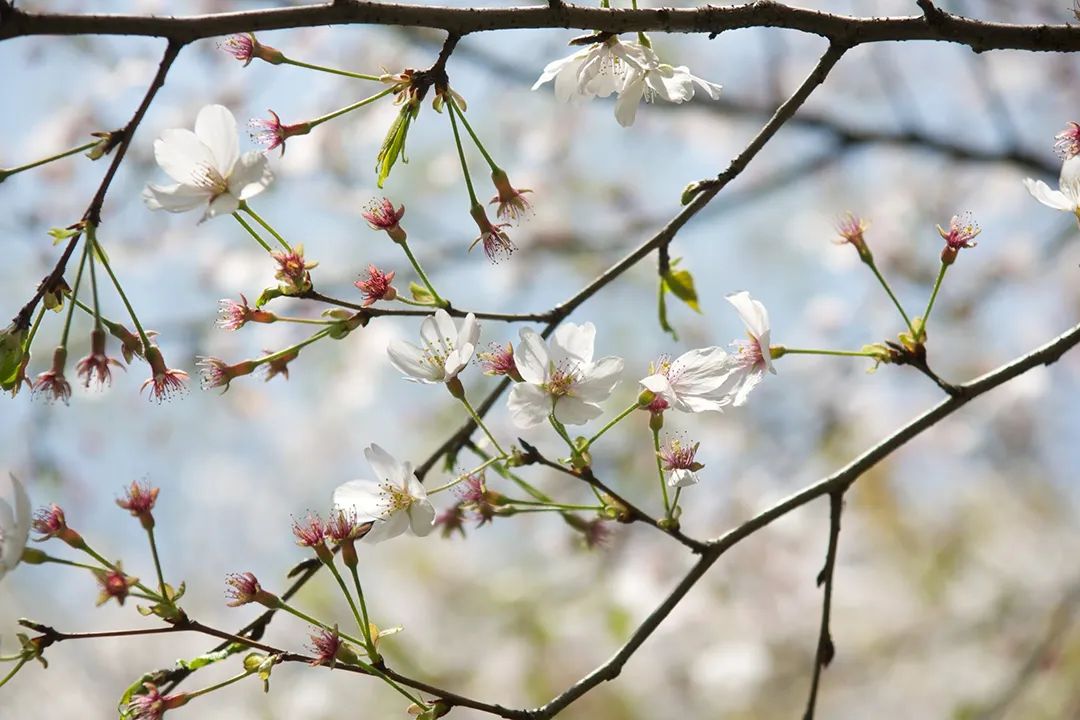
[468,444,551,502]
[548,413,577,455]
[255,328,331,367]
[38,554,102,572]
[281,57,382,81]
[145,527,168,599]
[394,296,439,308]
[323,559,376,656]
[0,140,97,182]
[86,225,104,332]
[0,653,23,663]
[585,401,641,449]
[307,87,396,129]
[76,543,161,600]
[271,316,336,326]
[777,347,882,358]
[427,457,501,495]
[670,486,682,519]
[506,506,603,515]
[277,602,365,646]
[397,239,446,307]
[653,428,671,516]
[459,394,507,458]
[185,669,255,700]
[347,565,377,656]
[0,658,26,689]
[232,212,274,253]
[867,261,916,336]
[92,235,152,350]
[502,498,602,511]
[448,99,500,173]
[446,99,479,206]
[922,262,949,336]
[59,236,90,347]
[23,305,47,353]
[240,204,291,252]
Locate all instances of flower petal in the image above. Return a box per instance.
[154,129,216,185]
[195,104,240,177]
[142,182,209,213]
[552,322,595,365]
[726,291,770,340]
[229,151,273,201]
[554,396,604,425]
[458,313,480,351]
[1024,178,1073,212]
[203,192,240,221]
[515,328,549,385]
[668,468,699,488]
[614,79,644,127]
[10,476,29,564]
[333,479,388,521]
[507,383,551,428]
[364,444,404,486]
[407,500,436,537]
[574,356,624,402]
[362,510,409,544]
[387,340,442,382]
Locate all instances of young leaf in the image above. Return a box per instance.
[662,268,701,313]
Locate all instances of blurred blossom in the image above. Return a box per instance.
[1023,155,1080,218]
[0,475,31,582]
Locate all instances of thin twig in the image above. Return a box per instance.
[802,491,844,720]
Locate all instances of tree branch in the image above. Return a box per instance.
[802,490,844,720]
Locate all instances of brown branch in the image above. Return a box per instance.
[802,491,844,720]
[4,3,1080,53]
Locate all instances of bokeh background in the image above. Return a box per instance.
[2,0,1080,717]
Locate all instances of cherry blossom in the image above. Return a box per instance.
[720,292,775,407]
[639,347,732,414]
[0,474,31,582]
[614,41,722,127]
[331,444,435,544]
[1023,154,1080,218]
[387,309,479,384]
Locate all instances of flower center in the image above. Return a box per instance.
[734,337,764,369]
[379,482,415,514]
[190,162,229,195]
[545,360,581,398]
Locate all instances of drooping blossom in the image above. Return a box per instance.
[32,346,71,405]
[936,213,980,265]
[75,328,123,389]
[307,626,358,668]
[455,472,500,527]
[658,436,704,488]
[217,294,274,331]
[489,169,532,223]
[469,205,515,262]
[249,110,310,156]
[507,323,624,428]
[613,41,722,127]
[721,292,775,407]
[434,505,467,538]
[142,104,274,222]
[582,518,612,549]
[31,504,69,541]
[355,265,397,307]
[331,444,435,544]
[141,346,189,402]
[291,512,326,548]
[362,197,407,242]
[197,356,256,392]
[261,348,298,382]
[532,36,645,104]
[225,571,276,607]
[95,563,138,606]
[387,309,479,384]
[639,347,732,415]
[477,342,520,380]
[0,475,31,582]
[1024,155,1080,219]
[1054,121,1080,159]
[126,682,190,720]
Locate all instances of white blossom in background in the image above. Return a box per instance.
[639,347,733,414]
[332,444,434,544]
[507,323,623,428]
[387,309,479,384]
[721,292,775,407]
[142,104,273,221]
[1023,154,1080,218]
[0,475,31,582]
[532,36,721,126]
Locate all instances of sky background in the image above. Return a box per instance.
[2,0,1080,718]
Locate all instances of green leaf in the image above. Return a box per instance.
[48,227,80,246]
[178,645,243,671]
[254,287,283,308]
[662,268,701,313]
[409,281,434,304]
[118,671,160,718]
[376,104,416,189]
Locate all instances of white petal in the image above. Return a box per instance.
[364,444,405,486]
[515,328,550,385]
[203,192,240,221]
[388,340,442,382]
[507,383,551,428]
[668,468,699,488]
[228,151,273,201]
[1024,178,1074,211]
[407,500,436,536]
[691,74,723,100]
[676,391,729,413]
[432,309,458,351]
[641,373,674,399]
[10,476,29,564]
[726,291,770,340]
[333,479,388,521]
[362,510,409,544]
[458,313,480,350]
[552,322,595,365]
[614,82,643,127]
[142,182,209,213]
[554,396,604,425]
[574,356,624,402]
[669,347,730,394]
[758,330,776,374]
[195,104,240,177]
[728,366,766,407]
[154,129,216,186]
[0,500,16,572]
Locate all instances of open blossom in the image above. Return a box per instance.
[640,347,732,415]
[32,504,68,541]
[507,323,624,428]
[722,292,775,407]
[143,104,274,222]
[387,309,479,384]
[217,294,274,330]
[197,356,257,391]
[332,444,435,544]
[324,507,371,544]
[835,212,873,262]
[308,626,358,668]
[532,36,644,104]
[1024,154,1080,219]
[355,265,397,306]
[469,205,515,263]
[218,34,283,66]
[225,571,274,607]
[141,345,189,402]
[1054,121,1080,159]
[0,475,31,582]
[659,437,704,488]
[117,480,159,529]
[75,329,123,389]
[936,213,980,265]
[362,197,407,242]
[614,41,722,127]
[477,342,520,379]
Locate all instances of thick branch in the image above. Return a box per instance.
[4,3,1080,53]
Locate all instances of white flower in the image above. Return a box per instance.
[0,474,31,582]
[614,42,723,127]
[387,309,479,384]
[720,292,775,407]
[507,323,624,428]
[658,437,704,489]
[1023,155,1080,218]
[143,104,273,221]
[532,37,644,104]
[640,347,732,414]
[332,444,435,544]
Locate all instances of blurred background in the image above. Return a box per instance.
[2,0,1080,717]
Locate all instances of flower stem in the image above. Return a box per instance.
[38,554,102,572]
[307,87,396,129]
[448,99,500,173]
[0,658,26,689]
[271,316,336,326]
[86,225,104,332]
[185,669,256,700]
[145,526,168,599]
[347,565,377,656]
[506,506,603,515]
[585,401,641,449]
[0,140,97,182]
[427,457,502,495]
[459,394,507,458]
[652,428,671,516]
[446,99,479,206]
[255,328,331,367]
[322,559,376,657]
[92,234,153,351]
[775,347,881,358]
[394,296,439,308]
[468,444,551,502]
[76,542,162,600]
[281,57,382,81]
[232,212,274,254]
[240,204,292,252]
[59,236,91,348]
[503,498,602,511]
[397,239,446,307]
[277,601,366,646]
[548,413,578,455]
[23,305,47,354]
[922,262,949,337]
[867,260,916,336]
